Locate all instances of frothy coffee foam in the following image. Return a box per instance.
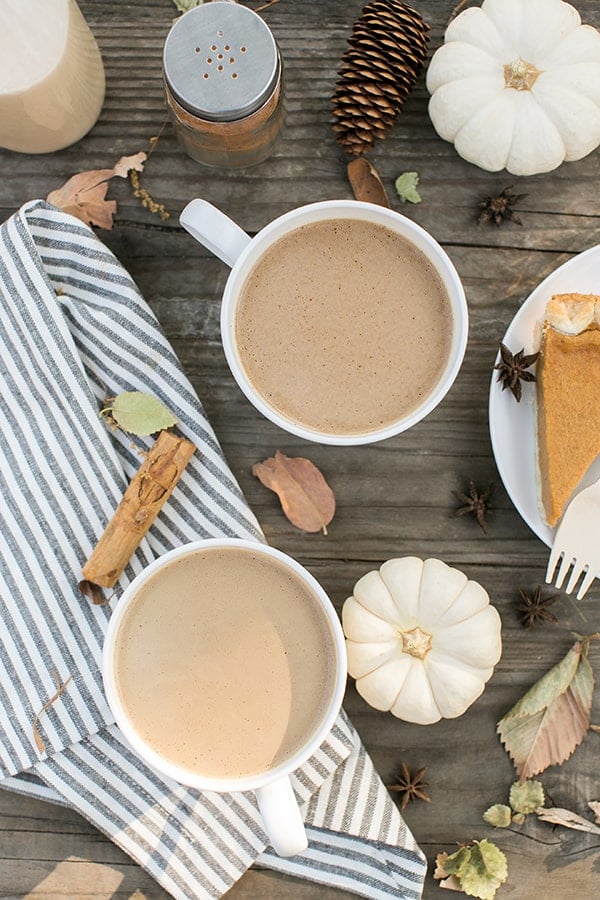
[114,548,336,780]
[235,218,453,435]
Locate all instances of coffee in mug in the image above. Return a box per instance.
[236,217,453,436]
[180,199,468,445]
[112,544,337,779]
[103,539,347,857]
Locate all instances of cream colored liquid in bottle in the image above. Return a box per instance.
[0,0,105,153]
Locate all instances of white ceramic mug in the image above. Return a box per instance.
[103,538,347,857]
[180,198,468,445]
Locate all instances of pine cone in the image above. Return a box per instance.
[331,0,430,157]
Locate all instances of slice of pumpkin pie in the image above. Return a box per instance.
[537,292,600,526]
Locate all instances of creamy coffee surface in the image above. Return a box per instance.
[235,218,454,435]
[114,548,336,780]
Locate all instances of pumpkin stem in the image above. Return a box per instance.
[400,626,432,660]
[504,58,542,91]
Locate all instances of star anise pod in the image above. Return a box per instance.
[454,481,494,533]
[477,186,527,226]
[494,342,539,402]
[517,585,559,628]
[388,763,431,810]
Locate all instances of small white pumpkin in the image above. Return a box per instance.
[342,557,502,725]
[426,0,600,175]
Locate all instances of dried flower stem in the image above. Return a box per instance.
[254,0,280,12]
[33,671,73,755]
[129,170,170,221]
[448,0,478,23]
[147,118,169,160]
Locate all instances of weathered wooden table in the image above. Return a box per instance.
[1,1,598,897]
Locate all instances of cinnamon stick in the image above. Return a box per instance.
[82,430,195,588]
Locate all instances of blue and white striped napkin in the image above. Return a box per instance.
[0,200,427,899]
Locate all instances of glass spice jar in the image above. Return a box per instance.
[163,1,285,169]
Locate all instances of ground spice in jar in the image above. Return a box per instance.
[163,1,284,168]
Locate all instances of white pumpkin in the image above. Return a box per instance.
[426,0,600,176]
[342,557,502,725]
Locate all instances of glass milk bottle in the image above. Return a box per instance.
[0,0,105,154]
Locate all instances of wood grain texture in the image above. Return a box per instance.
[1,0,599,897]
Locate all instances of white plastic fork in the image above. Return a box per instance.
[546,476,600,600]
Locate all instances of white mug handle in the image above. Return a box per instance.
[255,776,308,857]
[180,198,251,268]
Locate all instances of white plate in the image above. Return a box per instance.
[489,243,600,549]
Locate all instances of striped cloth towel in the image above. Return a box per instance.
[0,200,427,899]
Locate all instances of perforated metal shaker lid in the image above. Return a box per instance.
[163,1,279,122]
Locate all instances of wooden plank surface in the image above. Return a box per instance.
[1,0,599,897]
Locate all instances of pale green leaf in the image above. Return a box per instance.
[108,391,178,436]
[509,780,545,814]
[395,171,422,204]
[434,854,463,890]
[441,846,472,878]
[172,0,204,11]
[497,644,594,780]
[511,812,526,825]
[498,643,581,720]
[483,804,512,828]
[459,840,508,900]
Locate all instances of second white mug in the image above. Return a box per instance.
[103,538,347,858]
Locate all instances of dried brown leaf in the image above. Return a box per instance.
[537,807,600,834]
[439,875,465,893]
[347,158,390,207]
[588,800,600,824]
[46,151,147,229]
[33,672,73,755]
[252,450,335,534]
[47,169,117,229]
[497,641,594,780]
[113,151,147,178]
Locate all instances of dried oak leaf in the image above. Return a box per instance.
[497,638,595,781]
[46,152,147,229]
[112,152,147,178]
[47,169,116,228]
[252,450,335,534]
[347,158,390,207]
